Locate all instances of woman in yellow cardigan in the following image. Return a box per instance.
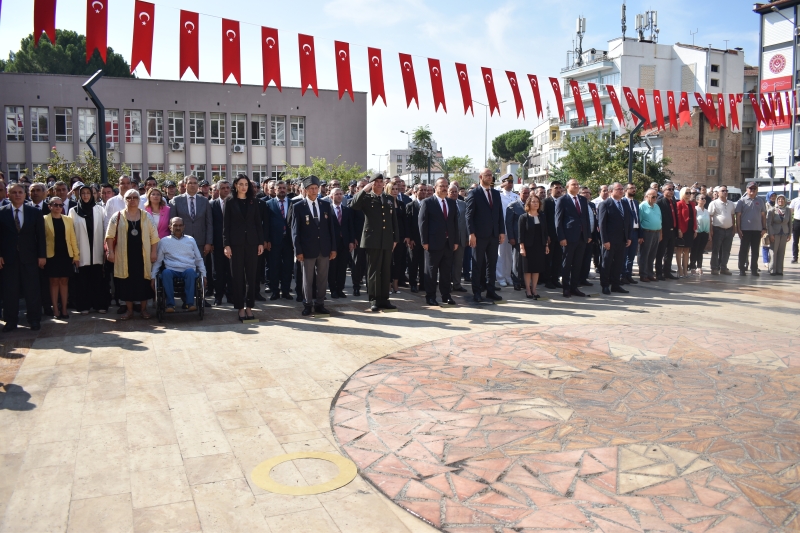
[44,197,80,320]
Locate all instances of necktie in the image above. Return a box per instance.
[312,201,318,220]
[441,199,448,219]
[486,188,493,208]
[669,199,677,226]
[629,199,638,224]
[280,200,285,219]
[37,204,41,210]
[337,205,342,224]
[574,196,581,215]
[14,208,21,232]
[190,197,196,219]
[616,200,623,215]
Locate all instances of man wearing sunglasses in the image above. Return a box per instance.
[708,186,736,275]
[655,183,679,280]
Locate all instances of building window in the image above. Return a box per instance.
[210,113,225,145]
[396,155,402,163]
[271,115,285,146]
[30,107,49,142]
[710,79,719,87]
[147,111,163,144]
[252,165,267,180]
[147,164,164,177]
[290,116,305,147]
[601,73,620,86]
[168,164,185,176]
[271,165,286,179]
[711,64,719,73]
[707,168,717,176]
[129,163,142,182]
[231,114,246,145]
[188,164,206,181]
[168,111,185,144]
[6,163,25,181]
[105,109,119,144]
[251,115,267,146]
[55,108,73,142]
[188,112,205,144]
[232,164,247,176]
[707,139,718,148]
[124,110,141,143]
[211,164,227,180]
[5,106,24,141]
[78,108,96,143]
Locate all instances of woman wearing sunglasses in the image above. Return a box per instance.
[44,197,81,319]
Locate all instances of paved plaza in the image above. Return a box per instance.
[0,252,798,532]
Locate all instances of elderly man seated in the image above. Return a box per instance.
[151,217,207,312]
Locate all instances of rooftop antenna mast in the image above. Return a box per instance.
[636,10,659,42]
[575,16,586,66]
[690,28,699,46]
[621,1,627,41]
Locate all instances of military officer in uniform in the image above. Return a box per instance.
[350,173,398,312]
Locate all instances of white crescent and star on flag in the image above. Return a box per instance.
[184,21,195,33]
[339,50,347,61]
[138,11,150,24]
[371,56,380,67]
[485,74,492,84]
[226,29,236,42]
[302,43,312,55]
[431,66,439,76]
[459,71,466,80]
[92,1,104,13]
[403,61,411,71]
[265,36,276,48]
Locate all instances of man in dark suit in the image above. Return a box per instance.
[598,182,632,295]
[544,181,564,289]
[210,180,232,305]
[264,181,294,301]
[405,183,427,293]
[347,178,368,296]
[169,175,214,257]
[447,182,468,293]
[0,183,47,331]
[465,168,505,303]
[291,176,336,316]
[328,188,355,298]
[622,183,643,285]
[287,186,307,301]
[656,183,679,280]
[579,186,599,287]
[419,178,459,306]
[555,179,592,298]
[505,186,529,291]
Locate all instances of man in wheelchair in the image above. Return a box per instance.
[151,217,208,313]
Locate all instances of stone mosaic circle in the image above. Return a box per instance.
[330,326,800,532]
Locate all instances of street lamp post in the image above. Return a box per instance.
[371,153,384,175]
[472,100,507,170]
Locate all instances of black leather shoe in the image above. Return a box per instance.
[665,274,678,280]
[602,286,611,295]
[443,298,456,305]
[330,292,340,299]
[301,307,312,316]
[751,271,760,277]
[410,286,419,293]
[513,284,522,291]
[353,288,361,296]
[30,322,41,331]
[611,286,629,293]
[453,287,468,292]
[571,289,587,297]
[270,293,281,301]
[472,294,483,303]
[3,324,18,332]
[425,298,439,306]
[492,285,502,291]
[315,306,330,314]
[619,278,628,285]
[378,302,397,310]
[626,276,638,284]
[369,301,379,312]
[295,294,304,302]
[486,292,502,301]
[545,282,556,289]
[579,281,593,287]
[338,292,348,298]
[657,275,666,281]
[254,293,266,301]
[282,293,292,300]
[563,290,571,298]
[553,281,563,289]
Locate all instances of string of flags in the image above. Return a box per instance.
[31,0,782,134]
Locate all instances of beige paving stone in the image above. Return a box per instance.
[191,478,271,532]
[127,410,178,449]
[230,365,279,390]
[72,422,130,500]
[260,409,319,437]
[0,453,24,521]
[183,453,243,486]
[67,493,134,533]
[129,444,184,473]
[20,440,79,471]
[1,464,73,533]
[321,490,413,533]
[29,390,84,444]
[203,380,248,401]
[125,381,169,413]
[124,352,162,383]
[82,398,128,426]
[169,393,232,458]
[269,368,330,402]
[282,437,338,454]
[51,363,89,388]
[215,408,266,430]
[132,501,202,533]
[156,351,196,377]
[256,492,323,518]
[55,351,92,366]
[162,374,204,397]
[265,508,340,533]
[275,430,326,445]
[297,398,336,429]
[130,466,193,509]
[248,387,298,412]
[89,348,125,369]
[209,397,255,412]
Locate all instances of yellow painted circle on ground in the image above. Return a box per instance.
[250,452,358,495]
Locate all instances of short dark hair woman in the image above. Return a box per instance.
[223,174,264,321]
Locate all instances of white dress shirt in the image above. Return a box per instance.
[151,234,207,278]
[626,197,639,228]
[789,197,800,218]
[12,204,24,227]
[305,198,320,218]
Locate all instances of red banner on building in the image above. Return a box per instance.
[34,0,57,46]
[637,89,651,127]
[455,63,473,116]
[221,19,240,85]
[367,48,386,106]
[298,34,318,97]
[666,91,678,131]
[261,27,281,92]
[528,75,543,119]
[622,87,639,125]
[506,71,524,119]
[130,0,154,74]
[716,93,726,128]
[679,92,692,127]
[86,0,108,62]
[653,90,666,131]
[334,41,354,101]
[570,80,586,126]
[550,78,565,122]
[398,53,419,109]
[428,58,446,112]
[728,93,740,132]
[748,93,765,128]
[587,83,603,128]
[607,85,625,127]
[695,92,718,129]
[482,68,500,116]
[179,10,199,79]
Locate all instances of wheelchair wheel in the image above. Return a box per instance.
[155,275,165,323]
[197,277,205,320]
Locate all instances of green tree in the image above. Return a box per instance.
[491,129,532,167]
[281,157,364,185]
[440,156,471,179]
[3,30,134,78]
[33,148,130,187]
[408,125,434,175]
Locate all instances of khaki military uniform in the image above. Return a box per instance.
[350,190,398,305]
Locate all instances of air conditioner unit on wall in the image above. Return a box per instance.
[107,142,116,150]
[171,142,184,151]
[232,144,245,153]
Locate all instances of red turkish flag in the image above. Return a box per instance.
[334,41,353,101]
[298,34,318,97]
[637,89,651,127]
[130,0,154,75]
[570,81,586,126]
[506,71,524,119]
[787,91,794,126]
[695,93,718,129]
[716,93,726,128]
[455,63,473,116]
[666,91,678,131]
[34,0,57,46]
[760,93,774,124]
[428,58,446,113]
[748,93,766,127]
[607,85,625,127]
[774,92,785,124]
[549,77,565,121]
[528,75,543,119]
[179,10,199,79]
[221,19,241,85]
[679,92,692,127]
[398,53,419,109]
[587,83,603,128]
[728,93,741,132]
[367,48,386,106]
[86,0,108,62]
[653,90,666,131]
[622,87,639,125]
[261,27,281,92]
[482,68,500,116]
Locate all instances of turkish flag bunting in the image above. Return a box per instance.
[622,87,639,125]
[398,53,419,109]
[428,58,446,112]
[747,93,766,127]
[679,92,692,127]
[587,83,603,128]
[694,93,718,129]
[528,75,543,119]
[775,92,786,123]
[335,41,354,101]
[727,93,740,132]
[705,93,719,129]
[368,48,386,106]
[298,34,318,97]
[549,77,565,121]
[179,10,199,79]
[221,19,240,85]
[666,91,678,130]
[506,71,524,119]
[86,0,108,62]
[130,0,154,75]
[455,63,473,116]
[570,81,586,126]
[653,90,666,131]
[760,93,774,124]
[637,89,651,127]
[34,0,57,46]
[261,27,281,92]
[789,91,795,125]
[607,85,625,126]
[716,93,726,128]
[482,68,500,116]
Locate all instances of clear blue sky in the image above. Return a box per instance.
[0,0,760,171]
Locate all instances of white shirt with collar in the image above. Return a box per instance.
[31,200,46,211]
[305,197,321,218]
[789,196,800,218]
[11,203,25,227]
[186,193,199,215]
[626,196,639,228]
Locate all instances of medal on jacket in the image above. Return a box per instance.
[305,215,310,225]
[131,220,139,236]
[324,213,328,219]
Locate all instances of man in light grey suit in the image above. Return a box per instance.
[505,185,530,291]
[169,175,213,257]
[447,182,468,293]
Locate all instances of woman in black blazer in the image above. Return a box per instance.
[518,195,549,299]
[223,174,265,321]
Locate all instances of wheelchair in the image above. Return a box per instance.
[154,267,205,322]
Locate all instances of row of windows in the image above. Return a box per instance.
[4,107,305,147]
